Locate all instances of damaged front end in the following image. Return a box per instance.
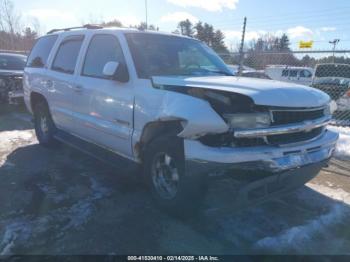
[0,73,24,104]
[151,77,338,177]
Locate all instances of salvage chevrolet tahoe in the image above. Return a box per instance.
[23,25,339,214]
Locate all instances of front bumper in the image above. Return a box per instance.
[184,129,338,175]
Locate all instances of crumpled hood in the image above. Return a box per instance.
[152,76,330,108]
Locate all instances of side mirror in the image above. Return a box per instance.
[103,61,129,83]
[103,61,119,77]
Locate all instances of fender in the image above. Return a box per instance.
[156,91,229,138]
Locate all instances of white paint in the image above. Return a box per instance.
[157,92,229,138]
[152,76,330,108]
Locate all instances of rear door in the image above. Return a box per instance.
[73,33,134,158]
[288,69,298,83]
[24,35,58,113]
[46,35,85,132]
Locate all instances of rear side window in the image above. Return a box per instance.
[26,35,58,68]
[281,69,288,77]
[82,34,126,79]
[52,35,84,74]
[300,70,312,78]
[289,70,298,77]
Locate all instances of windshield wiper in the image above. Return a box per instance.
[204,69,234,76]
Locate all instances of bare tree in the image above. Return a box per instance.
[0,0,21,49]
[0,0,20,33]
[0,0,40,51]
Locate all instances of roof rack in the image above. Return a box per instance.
[47,24,103,34]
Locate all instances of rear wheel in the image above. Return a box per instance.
[33,101,57,147]
[144,135,207,216]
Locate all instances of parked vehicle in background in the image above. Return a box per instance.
[312,63,350,125]
[265,65,314,86]
[0,53,26,104]
[24,26,338,215]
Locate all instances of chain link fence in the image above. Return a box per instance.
[220,50,350,126]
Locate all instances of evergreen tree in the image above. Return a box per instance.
[177,19,194,37]
[279,34,290,51]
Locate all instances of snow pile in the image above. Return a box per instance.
[328,126,350,160]
[254,204,348,252]
[0,130,35,166]
[254,184,350,252]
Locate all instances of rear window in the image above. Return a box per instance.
[52,35,84,74]
[289,70,298,77]
[26,35,58,68]
[0,54,26,70]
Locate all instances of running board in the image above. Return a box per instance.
[54,130,139,172]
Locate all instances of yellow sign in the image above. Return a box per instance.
[299,41,313,48]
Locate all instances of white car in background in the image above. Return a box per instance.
[265,65,314,86]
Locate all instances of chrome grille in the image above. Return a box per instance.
[267,127,324,145]
[271,108,325,125]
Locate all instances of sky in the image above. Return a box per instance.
[12,0,350,51]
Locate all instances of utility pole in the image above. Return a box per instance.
[329,39,340,63]
[238,17,247,76]
[145,0,148,30]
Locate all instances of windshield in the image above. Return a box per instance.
[0,54,26,71]
[125,33,232,79]
[315,64,350,79]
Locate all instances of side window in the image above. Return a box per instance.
[52,35,84,74]
[300,70,312,78]
[82,34,126,78]
[281,69,289,77]
[27,35,58,68]
[289,70,298,77]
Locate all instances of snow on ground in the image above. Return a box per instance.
[328,125,350,160]
[254,183,350,252]
[0,130,35,166]
[0,176,111,255]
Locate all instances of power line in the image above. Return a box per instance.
[207,6,350,24]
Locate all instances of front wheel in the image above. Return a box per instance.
[33,102,58,147]
[144,135,207,216]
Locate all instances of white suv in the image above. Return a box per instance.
[24,25,338,214]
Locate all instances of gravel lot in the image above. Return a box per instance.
[1,105,350,255]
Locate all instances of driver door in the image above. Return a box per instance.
[73,34,134,158]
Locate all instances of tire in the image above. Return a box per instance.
[33,101,57,147]
[144,135,207,216]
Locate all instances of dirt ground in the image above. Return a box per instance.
[1,105,350,255]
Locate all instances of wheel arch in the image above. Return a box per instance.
[135,120,184,162]
[30,92,49,112]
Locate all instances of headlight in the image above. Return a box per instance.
[325,101,337,115]
[223,112,271,129]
